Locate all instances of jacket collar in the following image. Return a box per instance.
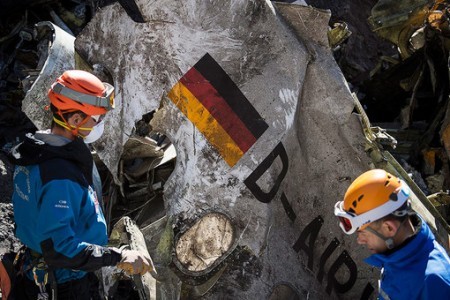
[364,215,434,268]
[9,132,94,184]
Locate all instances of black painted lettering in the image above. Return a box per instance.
[280,192,296,222]
[317,238,340,283]
[326,250,357,295]
[244,142,289,203]
[360,282,375,300]
[292,216,324,270]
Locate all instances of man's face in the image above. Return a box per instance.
[68,113,104,138]
[356,223,389,254]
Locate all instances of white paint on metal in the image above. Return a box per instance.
[71,1,379,299]
[22,22,75,130]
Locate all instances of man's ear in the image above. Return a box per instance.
[382,220,400,237]
[67,113,83,126]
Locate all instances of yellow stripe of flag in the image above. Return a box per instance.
[168,82,244,166]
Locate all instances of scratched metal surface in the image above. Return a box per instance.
[60,1,378,298]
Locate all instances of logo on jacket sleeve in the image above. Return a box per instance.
[55,200,69,209]
[88,186,101,215]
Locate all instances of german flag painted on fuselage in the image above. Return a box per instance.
[168,53,268,167]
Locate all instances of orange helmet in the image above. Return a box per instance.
[334,169,410,234]
[48,70,115,115]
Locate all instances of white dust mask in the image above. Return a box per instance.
[83,120,105,144]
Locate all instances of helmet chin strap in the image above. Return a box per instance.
[365,218,407,250]
[53,114,93,138]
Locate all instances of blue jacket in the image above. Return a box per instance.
[10,132,121,284]
[364,216,450,300]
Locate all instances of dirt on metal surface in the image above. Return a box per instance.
[1,1,450,299]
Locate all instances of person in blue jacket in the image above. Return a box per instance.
[9,70,154,299]
[334,169,450,300]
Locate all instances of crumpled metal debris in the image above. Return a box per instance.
[103,216,157,300]
[105,125,176,231]
[368,0,437,59]
[0,0,99,148]
[428,191,450,222]
[328,22,352,51]
[3,1,450,299]
[73,1,433,299]
[361,0,450,215]
[20,21,76,130]
[353,90,450,247]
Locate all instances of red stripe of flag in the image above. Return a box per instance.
[180,67,257,153]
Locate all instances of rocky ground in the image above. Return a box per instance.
[0,152,21,254]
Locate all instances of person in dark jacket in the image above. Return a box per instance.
[334,169,450,300]
[9,70,154,299]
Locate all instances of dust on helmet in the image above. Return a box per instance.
[334,169,410,234]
